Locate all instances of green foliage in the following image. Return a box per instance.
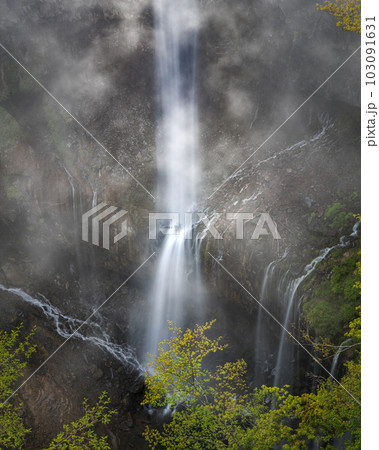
[0,325,37,449]
[0,325,37,405]
[0,403,30,449]
[323,203,355,230]
[303,250,360,339]
[251,358,360,449]
[143,317,360,449]
[330,255,360,301]
[304,285,348,338]
[0,324,115,449]
[324,202,344,219]
[350,191,359,201]
[2,177,23,200]
[143,320,225,407]
[142,321,268,449]
[318,0,361,34]
[345,306,361,341]
[43,392,116,450]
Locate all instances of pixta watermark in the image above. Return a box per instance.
[82,204,281,249]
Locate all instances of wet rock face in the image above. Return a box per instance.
[0,285,151,449]
[202,101,360,301]
[198,0,359,183]
[0,0,360,446]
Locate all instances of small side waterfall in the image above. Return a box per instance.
[266,222,360,388]
[144,0,202,355]
[330,338,353,379]
[62,164,81,226]
[0,284,143,381]
[273,272,309,387]
[254,250,289,386]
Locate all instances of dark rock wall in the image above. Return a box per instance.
[0,0,360,447]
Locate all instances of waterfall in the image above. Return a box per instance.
[0,284,143,383]
[90,181,98,209]
[144,0,202,355]
[330,338,353,379]
[254,260,277,385]
[254,249,289,386]
[155,0,200,211]
[273,275,304,387]
[272,222,360,387]
[62,164,78,222]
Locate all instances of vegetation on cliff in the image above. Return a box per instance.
[318,0,361,34]
[0,326,116,449]
[142,311,361,449]
[0,325,36,448]
[302,248,360,340]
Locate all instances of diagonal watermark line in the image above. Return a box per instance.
[0,42,155,200]
[208,252,361,406]
[0,252,156,408]
[207,45,361,200]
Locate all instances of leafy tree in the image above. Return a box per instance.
[43,392,116,450]
[142,321,268,449]
[0,325,37,449]
[0,324,116,449]
[318,0,361,34]
[253,266,361,449]
[143,319,361,449]
[346,306,360,340]
[249,359,360,449]
[259,312,361,450]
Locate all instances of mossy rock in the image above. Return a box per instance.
[1,175,23,199]
[302,248,360,341]
[323,202,356,230]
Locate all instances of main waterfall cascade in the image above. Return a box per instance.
[144,0,203,356]
[142,0,360,388]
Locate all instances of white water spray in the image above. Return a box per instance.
[0,284,143,380]
[144,0,202,355]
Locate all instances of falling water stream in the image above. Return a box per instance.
[0,284,143,386]
[0,7,361,436]
[3,2,357,391]
[330,338,353,379]
[273,221,360,387]
[254,222,359,388]
[254,249,289,386]
[144,0,202,355]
